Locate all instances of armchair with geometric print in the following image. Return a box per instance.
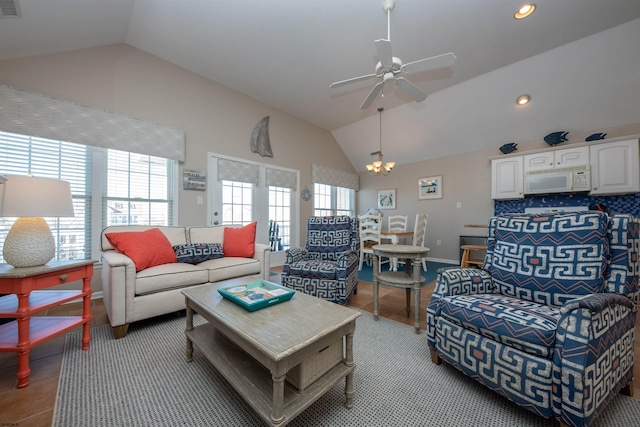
[427,211,638,427]
[281,216,359,304]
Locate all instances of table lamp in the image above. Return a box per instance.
[0,175,75,268]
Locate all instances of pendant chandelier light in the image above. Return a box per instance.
[366,107,395,175]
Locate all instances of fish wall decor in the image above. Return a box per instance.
[544,131,569,146]
[499,143,518,154]
[586,133,607,141]
[251,116,273,157]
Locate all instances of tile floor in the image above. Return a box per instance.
[1,276,639,426]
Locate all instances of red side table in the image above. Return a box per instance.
[0,260,95,388]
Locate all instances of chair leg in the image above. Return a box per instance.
[429,348,441,365]
[112,324,129,339]
[620,380,634,397]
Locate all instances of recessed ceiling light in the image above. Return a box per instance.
[515,4,536,19]
[516,94,531,106]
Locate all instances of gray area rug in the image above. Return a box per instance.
[54,310,640,427]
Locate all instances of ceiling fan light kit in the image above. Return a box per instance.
[330,0,457,110]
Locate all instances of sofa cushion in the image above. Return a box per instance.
[135,263,209,295]
[101,226,187,251]
[286,260,338,280]
[105,228,177,271]
[198,257,261,282]
[223,222,257,257]
[174,243,224,264]
[486,212,608,306]
[439,293,560,358]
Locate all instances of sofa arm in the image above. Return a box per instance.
[554,293,636,427]
[336,251,359,279]
[101,251,138,328]
[426,267,493,350]
[284,247,309,263]
[336,250,358,269]
[252,243,271,280]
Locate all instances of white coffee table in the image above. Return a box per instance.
[182,277,360,426]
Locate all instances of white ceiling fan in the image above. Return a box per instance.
[330,0,457,110]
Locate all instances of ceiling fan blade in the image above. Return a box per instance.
[330,73,377,88]
[375,39,393,69]
[360,81,385,110]
[401,52,457,74]
[395,77,427,102]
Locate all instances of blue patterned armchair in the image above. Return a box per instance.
[427,212,638,427]
[281,216,359,304]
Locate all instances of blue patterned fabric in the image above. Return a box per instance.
[427,212,639,427]
[606,215,640,302]
[173,243,224,264]
[485,212,608,307]
[436,317,555,418]
[439,293,560,358]
[281,216,359,304]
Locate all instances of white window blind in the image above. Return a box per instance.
[103,150,175,227]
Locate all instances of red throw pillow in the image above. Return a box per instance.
[223,222,257,258]
[105,228,177,271]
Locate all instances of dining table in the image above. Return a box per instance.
[380,229,414,271]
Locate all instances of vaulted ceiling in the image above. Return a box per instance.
[1,0,640,171]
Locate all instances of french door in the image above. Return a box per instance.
[207,153,299,266]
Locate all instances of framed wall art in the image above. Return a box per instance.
[377,188,396,209]
[418,175,442,200]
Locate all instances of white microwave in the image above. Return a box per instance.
[524,165,591,195]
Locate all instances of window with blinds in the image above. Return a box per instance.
[103,150,175,227]
[313,183,355,217]
[0,131,91,262]
[0,130,177,263]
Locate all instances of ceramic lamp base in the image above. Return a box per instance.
[3,217,55,267]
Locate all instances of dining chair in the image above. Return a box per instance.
[388,215,408,232]
[357,214,389,271]
[386,214,408,269]
[413,213,429,271]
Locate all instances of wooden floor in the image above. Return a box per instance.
[1,275,639,426]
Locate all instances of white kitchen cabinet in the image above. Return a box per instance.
[523,146,589,172]
[590,139,640,195]
[491,156,523,199]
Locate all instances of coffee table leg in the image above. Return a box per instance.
[344,331,355,408]
[185,302,194,362]
[271,373,286,425]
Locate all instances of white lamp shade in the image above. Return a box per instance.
[0,175,74,218]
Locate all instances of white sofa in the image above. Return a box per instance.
[100,225,270,338]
